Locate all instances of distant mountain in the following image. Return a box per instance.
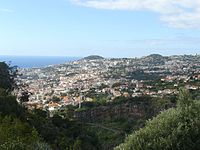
[83,55,104,60]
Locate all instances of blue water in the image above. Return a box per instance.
[0,55,80,68]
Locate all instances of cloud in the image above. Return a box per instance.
[133,37,200,46]
[0,8,14,13]
[70,0,200,29]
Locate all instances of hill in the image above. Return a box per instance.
[83,55,104,60]
[141,54,167,65]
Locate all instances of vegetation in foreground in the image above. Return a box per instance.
[115,89,200,150]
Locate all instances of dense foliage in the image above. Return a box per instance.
[0,62,17,91]
[0,116,50,150]
[115,89,200,150]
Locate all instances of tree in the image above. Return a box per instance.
[51,96,61,103]
[0,62,18,92]
[177,88,192,108]
[0,62,32,104]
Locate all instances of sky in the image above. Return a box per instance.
[0,0,200,58]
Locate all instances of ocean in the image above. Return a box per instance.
[0,55,80,68]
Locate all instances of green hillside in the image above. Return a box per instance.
[115,89,200,150]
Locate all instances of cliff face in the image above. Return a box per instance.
[74,100,164,122]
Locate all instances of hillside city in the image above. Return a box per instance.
[18,54,200,112]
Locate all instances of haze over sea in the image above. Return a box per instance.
[0,55,80,68]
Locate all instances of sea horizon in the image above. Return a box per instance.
[0,55,81,68]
